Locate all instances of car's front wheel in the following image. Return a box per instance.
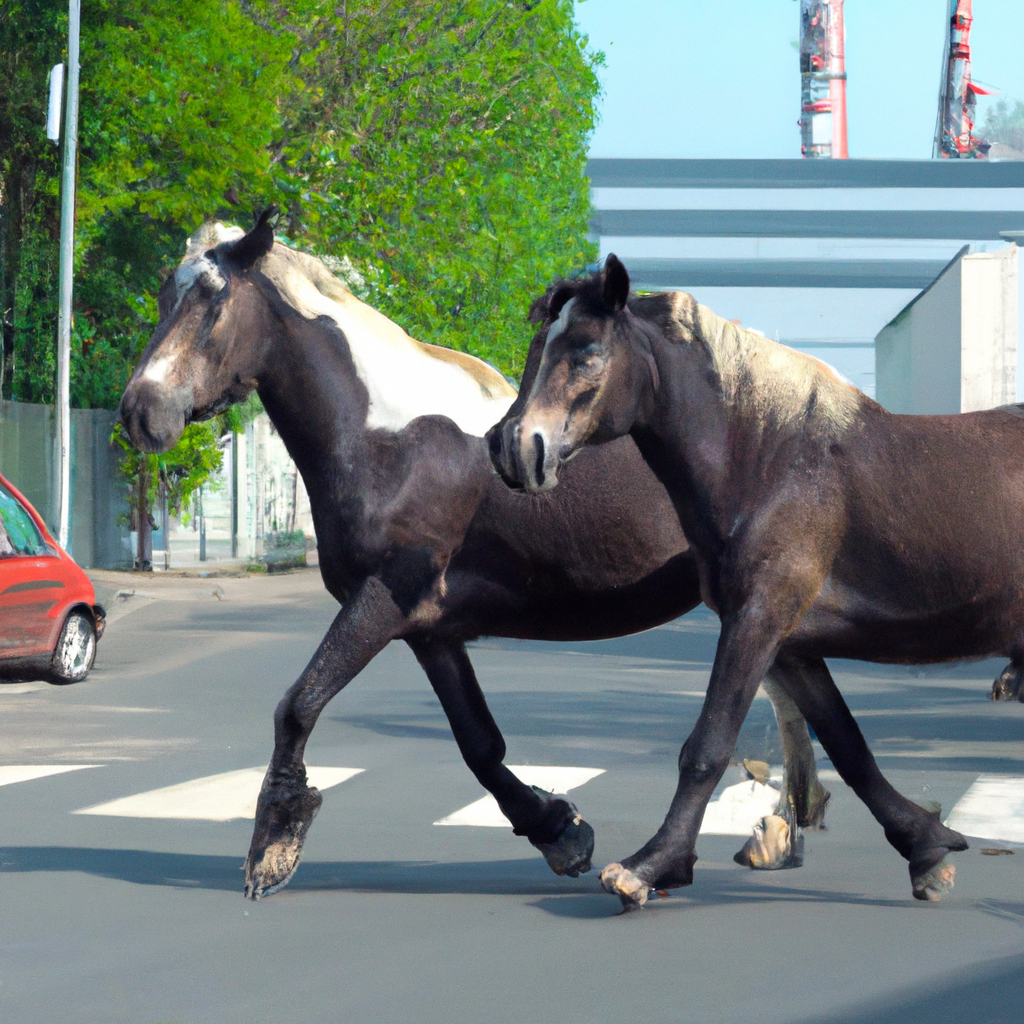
[50,610,97,684]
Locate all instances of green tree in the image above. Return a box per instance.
[2,0,599,409]
[269,0,601,376]
[112,419,224,569]
[981,99,1024,153]
[1,0,297,408]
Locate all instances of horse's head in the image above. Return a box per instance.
[490,254,656,493]
[119,209,277,453]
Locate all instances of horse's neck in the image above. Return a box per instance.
[255,315,371,497]
[634,334,734,546]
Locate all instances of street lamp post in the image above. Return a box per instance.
[55,0,81,550]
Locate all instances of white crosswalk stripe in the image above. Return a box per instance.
[434,766,605,827]
[72,766,363,822]
[699,779,781,835]
[945,774,1024,845]
[0,765,101,788]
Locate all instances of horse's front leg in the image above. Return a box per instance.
[601,601,785,910]
[733,668,831,871]
[244,576,408,899]
[408,637,594,877]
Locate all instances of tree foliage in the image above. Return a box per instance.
[1,0,296,408]
[981,99,1024,154]
[112,420,224,528]
[270,0,600,374]
[1,0,600,415]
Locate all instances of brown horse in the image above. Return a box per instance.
[119,214,829,900]
[491,253,1024,908]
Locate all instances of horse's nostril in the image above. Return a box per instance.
[532,432,546,489]
[488,426,503,461]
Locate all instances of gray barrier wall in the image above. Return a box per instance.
[0,400,131,569]
[876,246,1018,414]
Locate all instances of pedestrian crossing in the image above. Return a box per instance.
[1,762,1023,844]
[0,762,789,836]
[946,775,1024,845]
[0,765,100,787]
[72,766,363,822]
[433,766,605,827]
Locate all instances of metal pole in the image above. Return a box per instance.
[55,0,80,550]
[231,432,239,558]
[827,0,848,159]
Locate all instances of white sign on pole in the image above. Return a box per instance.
[46,64,64,143]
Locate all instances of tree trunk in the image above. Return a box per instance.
[135,460,152,571]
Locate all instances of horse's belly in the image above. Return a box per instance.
[791,579,1024,664]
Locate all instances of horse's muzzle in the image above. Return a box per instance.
[486,419,526,490]
[118,379,190,454]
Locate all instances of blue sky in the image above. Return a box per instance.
[575,0,1024,159]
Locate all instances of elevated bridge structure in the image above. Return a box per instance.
[587,158,1024,396]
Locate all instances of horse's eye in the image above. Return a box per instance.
[571,346,601,370]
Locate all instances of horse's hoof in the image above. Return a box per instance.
[907,813,967,902]
[799,784,831,831]
[991,663,1024,701]
[734,814,804,870]
[912,859,956,901]
[533,811,595,877]
[600,862,651,910]
[243,783,322,900]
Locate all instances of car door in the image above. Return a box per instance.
[0,482,65,658]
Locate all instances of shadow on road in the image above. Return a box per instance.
[336,688,787,763]
[1,845,994,920]
[792,949,1024,1024]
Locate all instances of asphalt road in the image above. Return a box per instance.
[2,568,1024,1024]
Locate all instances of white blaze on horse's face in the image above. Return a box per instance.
[516,298,611,493]
[172,223,245,306]
[142,224,247,388]
[545,296,576,346]
[140,259,225,387]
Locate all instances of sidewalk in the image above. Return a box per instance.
[86,565,326,626]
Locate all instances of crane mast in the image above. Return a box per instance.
[933,0,993,158]
[799,0,848,159]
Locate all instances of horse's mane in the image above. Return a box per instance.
[263,243,516,401]
[675,293,863,432]
[549,270,863,434]
[184,222,517,405]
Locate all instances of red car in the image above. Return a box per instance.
[0,471,105,683]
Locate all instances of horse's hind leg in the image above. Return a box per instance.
[992,656,1024,701]
[408,636,594,877]
[771,652,968,901]
[245,576,409,900]
[733,668,831,871]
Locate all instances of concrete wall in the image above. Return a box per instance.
[0,400,132,569]
[876,246,1017,414]
[1,402,312,570]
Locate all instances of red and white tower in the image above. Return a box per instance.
[934,0,995,158]
[799,0,849,159]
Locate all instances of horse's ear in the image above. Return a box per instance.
[223,206,278,269]
[602,253,629,312]
[548,284,576,321]
[528,288,553,323]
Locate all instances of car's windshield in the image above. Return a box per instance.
[0,482,47,557]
